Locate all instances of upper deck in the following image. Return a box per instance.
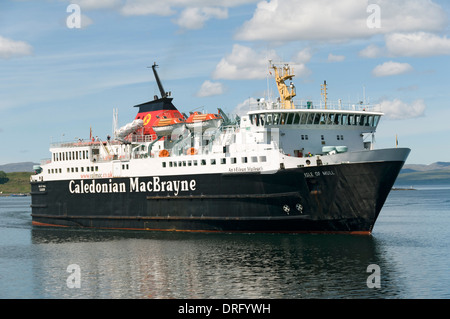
[246,99,382,129]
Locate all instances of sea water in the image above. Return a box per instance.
[0,185,449,299]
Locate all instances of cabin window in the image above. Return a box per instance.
[266,114,273,125]
[251,156,258,163]
[334,114,340,125]
[299,113,307,125]
[201,159,206,165]
[259,156,267,162]
[293,113,300,124]
[81,167,84,172]
[193,160,198,166]
[221,158,226,164]
[259,114,265,126]
[273,113,280,125]
[188,161,192,166]
[242,157,248,163]
[312,113,320,124]
[211,159,216,165]
[328,114,335,125]
[347,114,354,125]
[280,113,287,125]
[162,162,166,168]
[374,115,380,127]
[286,113,294,125]
[231,158,237,164]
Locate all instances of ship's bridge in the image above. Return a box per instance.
[245,99,383,158]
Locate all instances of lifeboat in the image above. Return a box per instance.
[185,112,223,132]
[152,117,186,136]
[186,147,198,155]
[159,149,170,157]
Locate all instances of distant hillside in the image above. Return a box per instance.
[402,162,450,172]
[397,162,450,185]
[0,162,37,173]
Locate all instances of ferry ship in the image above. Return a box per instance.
[30,62,410,234]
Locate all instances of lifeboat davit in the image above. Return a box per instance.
[152,117,186,136]
[185,112,223,132]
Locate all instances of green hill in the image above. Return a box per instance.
[0,172,32,194]
[396,168,450,186]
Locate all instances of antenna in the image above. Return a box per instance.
[112,108,118,139]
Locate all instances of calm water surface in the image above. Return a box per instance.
[0,185,449,299]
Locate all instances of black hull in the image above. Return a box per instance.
[30,161,404,234]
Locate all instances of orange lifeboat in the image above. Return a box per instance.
[186,147,198,155]
[152,116,186,136]
[185,111,222,132]
[159,149,170,157]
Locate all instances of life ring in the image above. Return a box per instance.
[159,149,170,157]
[186,147,198,155]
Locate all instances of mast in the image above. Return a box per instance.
[321,80,328,109]
[151,62,167,99]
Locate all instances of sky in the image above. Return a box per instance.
[1,0,449,165]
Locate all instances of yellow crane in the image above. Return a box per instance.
[271,63,296,109]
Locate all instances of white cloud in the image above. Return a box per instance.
[385,32,450,57]
[120,0,175,16]
[120,0,257,20]
[372,61,413,77]
[327,53,345,62]
[80,14,94,28]
[212,44,279,80]
[233,97,258,116]
[376,99,426,119]
[0,36,33,59]
[197,80,225,97]
[235,0,447,42]
[292,48,312,64]
[174,7,228,30]
[358,44,385,58]
[70,0,121,10]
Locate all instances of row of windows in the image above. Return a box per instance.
[47,166,99,174]
[250,112,380,127]
[47,164,130,175]
[302,134,344,141]
[53,150,89,162]
[162,156,268,168]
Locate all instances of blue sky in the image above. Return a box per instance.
[1,0,449,165]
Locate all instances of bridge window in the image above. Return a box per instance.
[374,115,380,126]
[286,113,294,124]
